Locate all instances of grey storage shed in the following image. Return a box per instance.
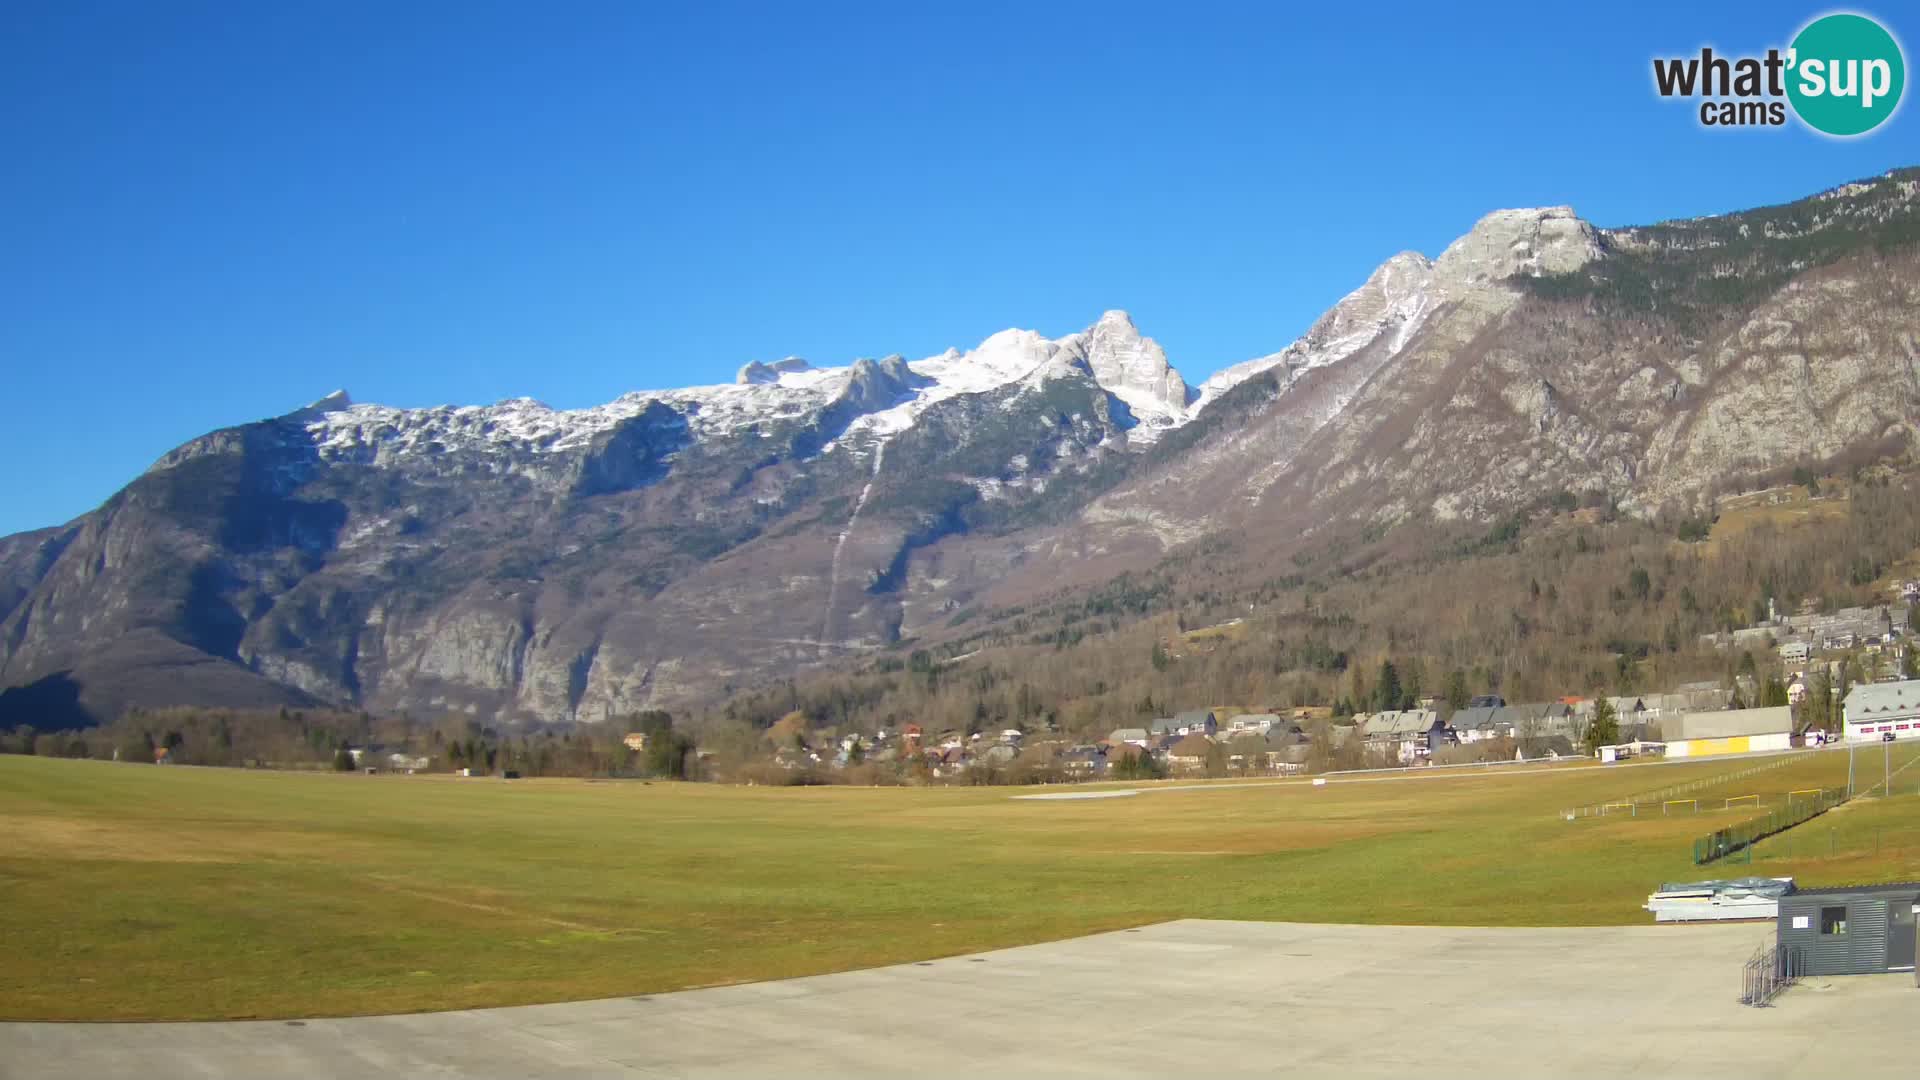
[1776,883,1920,976]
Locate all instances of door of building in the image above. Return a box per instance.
[1889,895,1917,974]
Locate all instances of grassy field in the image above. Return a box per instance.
[2,748,1917,1021]
[1699,484,1850,554]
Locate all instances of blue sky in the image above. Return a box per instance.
[2,1,1916,536]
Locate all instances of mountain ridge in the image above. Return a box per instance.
[4,167,1919,728]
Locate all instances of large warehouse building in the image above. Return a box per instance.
[1841,680,1920,742]
[1662,706,1793,758]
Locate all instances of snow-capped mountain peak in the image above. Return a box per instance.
[1058,310,1191,434]
[1192,248,1438,412]
[288,206,1604,471]
[296,314,1196,466]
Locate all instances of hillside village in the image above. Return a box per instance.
[10,568,1920,785]
[742,581,1920,784]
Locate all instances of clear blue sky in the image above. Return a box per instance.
[3,1,1916,536]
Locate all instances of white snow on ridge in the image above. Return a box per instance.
[297,206,1601,467]
[302,312,1195,462]
[1191,250,1438,413]
[836,328,1065,443]
[1185,206,1600,415]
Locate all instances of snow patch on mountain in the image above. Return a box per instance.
[1184,207,1600,416]
[296,206,1601,469]
[303,313,1194,464]
[1192,250,1438,413]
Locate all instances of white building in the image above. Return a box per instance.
[1842,680,1920,742]
[1226,713,1281,734]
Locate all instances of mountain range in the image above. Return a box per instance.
[4,167,1920,728]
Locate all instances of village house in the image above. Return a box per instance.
[1172,709,1218,737]
[926,745,971,777]
[1514,735,1577,761]
[1108,726,1151,748]
[1672,681,1734,712]
[1448,706,1503,743]
[1605,696,1649,739]
[833,733,872,766]
[1166,733,1215,773]
[1460,703,1558,746]
[1230,729,1308,773]
[1226,713,1281,735]
[1060,746,1107,776]
[1528,705,1572,740]
[977,743,1019,767]
[1361,709,1448,763]
[1224,733,1270,772]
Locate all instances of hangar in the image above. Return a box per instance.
[1663,705,1793,758]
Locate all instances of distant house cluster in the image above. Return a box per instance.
[1701,600,1909,670]
[1696,595,1915,723]
[1351,691,1735,764]
[772,723,1070,779]
[343,746,431,773]
[1096,709,1315,776]
[1098,683,1775,775]
[770,667,1872,785]
[774,713,1321,781]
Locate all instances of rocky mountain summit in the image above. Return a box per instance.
[4,168,1919,726]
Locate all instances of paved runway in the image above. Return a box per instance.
[3,920,1914,1078]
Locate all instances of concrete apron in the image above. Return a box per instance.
[2,920,1914,1079]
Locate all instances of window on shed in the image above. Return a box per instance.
[1820,906,1848,935]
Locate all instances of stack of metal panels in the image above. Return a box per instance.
[1645,877,1795,922]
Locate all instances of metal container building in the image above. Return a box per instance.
[1775,883,1920,976]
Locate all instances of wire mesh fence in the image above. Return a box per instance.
[1692,788,1846,864]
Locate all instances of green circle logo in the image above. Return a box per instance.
[1787,13,1905,136]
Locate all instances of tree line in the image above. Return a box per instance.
[0,705,702,780]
